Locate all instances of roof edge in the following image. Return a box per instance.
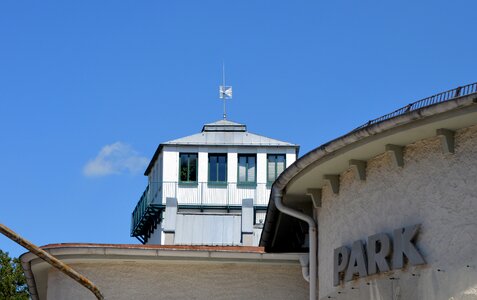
[260,92,477,248]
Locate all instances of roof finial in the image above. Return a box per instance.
[219,62,232,120]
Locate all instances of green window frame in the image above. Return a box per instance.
[267,154,286,185]
[238,154,256,185]
[179,153,198,183]
[208,153,227,184]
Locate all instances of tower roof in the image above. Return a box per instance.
[144,120,299,175]
[202,120,247,132]
[163,119,296,147]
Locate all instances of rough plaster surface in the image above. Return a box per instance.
[46,261,308,300]
[318,124,477,300]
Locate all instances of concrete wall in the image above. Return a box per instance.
[46,260,308,300]
[317,124,477,300]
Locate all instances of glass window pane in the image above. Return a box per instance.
[180,155,188,181]
[238,163,246,182]
[276,155,285,177]
[209,167,217,182]
[219,155,227,182]
[218,161,226,181]
[267,161,275,182]
[249,156,256,166]
[276,161,285,176]
[189,155,197,181]
[209,155,217,166]
[248,164,255,182]
[218,155,226,164]
[248,156,256,182]
[209,155,217,182]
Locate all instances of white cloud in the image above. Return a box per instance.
[83,142,148,177]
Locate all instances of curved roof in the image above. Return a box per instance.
[260,83,477,250]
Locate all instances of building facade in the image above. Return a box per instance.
[131,119,298,246]
[20,83,477,300]
[260,83,477,300]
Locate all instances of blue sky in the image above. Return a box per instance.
[1,1,476,258]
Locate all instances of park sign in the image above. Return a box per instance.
[333,224,425,286]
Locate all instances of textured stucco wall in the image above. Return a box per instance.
[318,124,477,299]
[46,260,307,300]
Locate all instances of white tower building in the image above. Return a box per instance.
[130,119,298,245]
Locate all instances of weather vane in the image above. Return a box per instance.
[219,63,232,120]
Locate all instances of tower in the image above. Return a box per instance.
[130,119,298,245]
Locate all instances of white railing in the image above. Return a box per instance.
[149,181,271,207]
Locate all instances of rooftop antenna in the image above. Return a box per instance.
[219,62,232,120]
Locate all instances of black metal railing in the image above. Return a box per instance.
[130,185,150,236]
[353,82,477,131]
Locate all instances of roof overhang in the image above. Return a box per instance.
[260,93,477,250]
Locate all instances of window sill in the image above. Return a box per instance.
[207,182,228,187]
[237,182,257,188]
[178,181,198,187]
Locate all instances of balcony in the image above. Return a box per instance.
[130,181,271,241]
[130,184,164,242]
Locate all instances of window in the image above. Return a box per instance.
[238,154,256,185]
[267,154,286,184]
[209,154,227,183]
[179,153,197,183]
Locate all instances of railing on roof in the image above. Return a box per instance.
[353,82,477,131]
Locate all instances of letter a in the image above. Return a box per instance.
[345,240,368,282]
[367,232,391,275]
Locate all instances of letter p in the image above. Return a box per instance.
[333,246,350,286]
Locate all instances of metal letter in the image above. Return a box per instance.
[333,246,350,286]
[345,240,368,282]
[392,224,425,269]
[367,233,391,275]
